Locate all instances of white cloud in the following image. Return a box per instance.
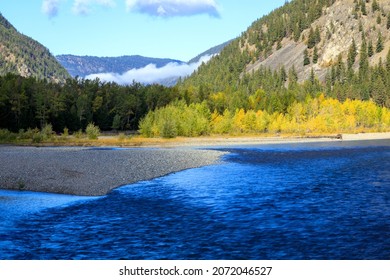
[72,0,116,15]
[126,0,220,17]
[42,0,61,17]
[86,55,213,85]
[42,0,218,17]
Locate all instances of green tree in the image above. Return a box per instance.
[347,39,357,70]
[303,49,311,66]
[35,90,50,128]
[313,46,319,64]
[359,36,369,79]
[386,49,390,73]
[377,14,382,25]
[371,76,386,106]
[86,123,100,140]
[361,0,367,16]
[368,40,374,57]
[112,114,122,131]
[376,31,384,53]
[372,0,380,12]
[307,27,316,49]
[387,12,390,29]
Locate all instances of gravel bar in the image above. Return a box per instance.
[0,146,226,196]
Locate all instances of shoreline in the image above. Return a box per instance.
[141,132,390,147]
[0,146,226,196]
[10,132,389,148]
[1,132,389,197]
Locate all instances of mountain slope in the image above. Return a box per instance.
[0,13,70,82]
[181,0,390,89]
[188,40,232,64]
[56,55,184,78]
[246,0,390,82]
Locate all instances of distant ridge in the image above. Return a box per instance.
[0,13,70,82]
[56,41,231,86]
[56,55,184,78]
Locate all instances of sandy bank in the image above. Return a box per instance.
[97,132,389,148]
[0,146,225,196]
[341,132,390,141]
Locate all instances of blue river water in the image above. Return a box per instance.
[0,140,389,260]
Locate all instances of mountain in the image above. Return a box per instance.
[188,40,232,64]
[56,55,184,78]
[181,0,390,90]
[0,13,70,82]
[56,42,231,86]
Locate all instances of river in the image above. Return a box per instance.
[1,140,389,259]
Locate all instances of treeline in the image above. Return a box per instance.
[0,73,179,133]
[177,48,390,114]
[139,95,390,138]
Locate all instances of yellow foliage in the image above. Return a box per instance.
[233,109,246,133]
[355,101,380,128]
[211,109,233,134]
[255,110,269,132]
[142,94,390,137]
[288,102,306,123]
[268,113,285,133]
[305,115,328,133]
[380,108,390,130]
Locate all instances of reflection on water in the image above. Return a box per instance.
[1,140,389,260]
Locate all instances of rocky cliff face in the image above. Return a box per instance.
[245,0,390,82]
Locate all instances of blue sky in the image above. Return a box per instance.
[0,0,285,62]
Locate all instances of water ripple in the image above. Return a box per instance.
[1,141,389,260]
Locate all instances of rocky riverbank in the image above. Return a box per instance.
[0,146,226,196]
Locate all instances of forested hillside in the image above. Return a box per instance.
[178,0,390,106]
[1,0,390,139]
[0,13,70,82]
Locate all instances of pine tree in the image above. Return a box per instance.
[303,49,311,66]
[372,76,386,107]
[347,39,357,70]
[372,0,380,13]
[288,65,298,85]
[387,12,390,29]
[361,0,367,16]
[314,27,321,44]
[313,46,319,64]
[280,65,287,82]
[359,36,369,78]
[307,27,316,49]
[368,40,374,57]
[386,49,390,73]
[377,14,382,25]
[376,31,384,53]
[359,20,364,32]
[309,68,316,85]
